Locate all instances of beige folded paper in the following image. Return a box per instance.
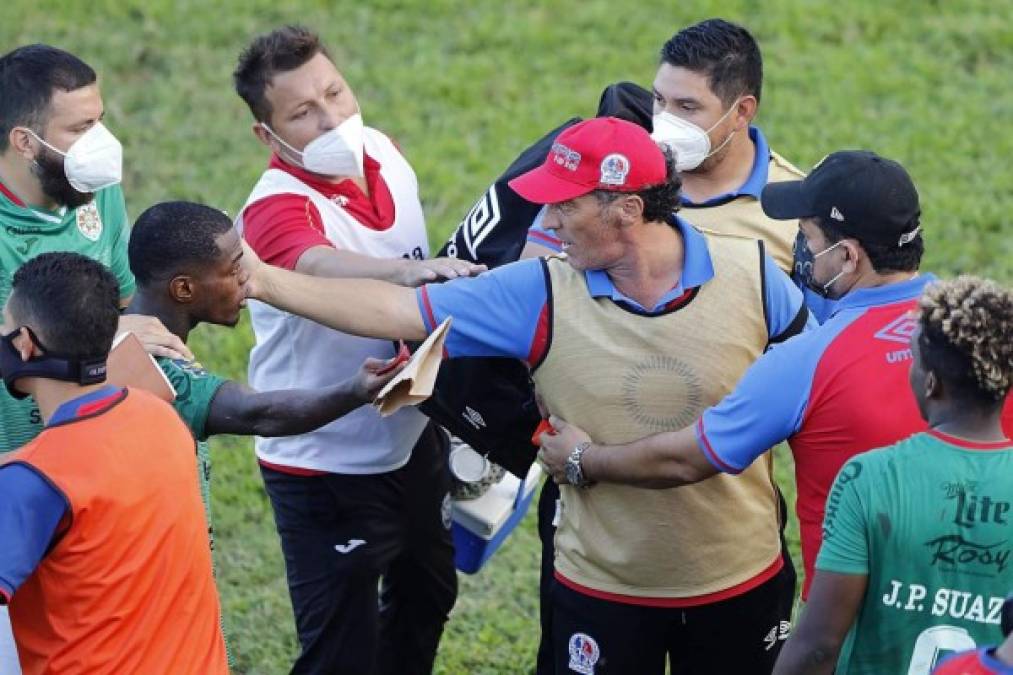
[373,317,452,416]
[106,332,176,402]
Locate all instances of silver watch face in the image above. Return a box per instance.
[564,459,582,486]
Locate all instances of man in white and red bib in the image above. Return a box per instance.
[233,25,480,675]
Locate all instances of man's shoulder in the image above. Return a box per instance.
[156,356,219,381]
[156,357,225,397]
[767,149,806,181]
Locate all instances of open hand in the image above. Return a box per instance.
[399,257,487,287]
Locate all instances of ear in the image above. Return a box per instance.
[13,327,39,361]
[841,239,863,274]
[169,275,196,304]
[617,194,646,226]
[734,95,758,127]
[924,369,943,400]
[252,122,274,149]
[8,127,39,161]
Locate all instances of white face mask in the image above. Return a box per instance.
[650,100,739,172]
[263,113,365,178]
[28,122,123,193]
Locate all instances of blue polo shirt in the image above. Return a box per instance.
[417,216,810,363]
[0,386,123,602]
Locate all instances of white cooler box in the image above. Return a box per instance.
[451,463,543,573]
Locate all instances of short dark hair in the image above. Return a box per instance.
[659,19,763,106]
[129,201,234,287]
[0,44,96,151]
[814,216,923,274]
[234,25,329,123]
[593,146,682,224]
[9,252,119,358]
[918,276,1013,405]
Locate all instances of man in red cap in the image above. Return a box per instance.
[240,116,813,674]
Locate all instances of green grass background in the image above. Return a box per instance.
[4,0,1011,672]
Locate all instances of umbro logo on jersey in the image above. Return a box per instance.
[763,621,791,650]
[334,539,367,554]
[457,186,502,259]
[874,314,918,344]
[830,206,845,222]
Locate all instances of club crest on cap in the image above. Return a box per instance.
[599,153,630,186]
[551,142,581,171]
[830,206,845,222]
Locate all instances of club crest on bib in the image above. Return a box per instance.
[599,153,630,186]
[568,632,600,674]
[76,202,103,241]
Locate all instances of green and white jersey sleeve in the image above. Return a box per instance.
[0,183,135,453]
[157,356,227,550]
[817,432,1013,675]
[157,357,228,442]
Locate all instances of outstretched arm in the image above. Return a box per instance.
[204,356,404,437]
[245,240,428,341]
[297,245,486,287]
[538,416,718,488]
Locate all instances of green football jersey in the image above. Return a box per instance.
[0,183,135,453]
[156,356,228,542]
[156,355,233,665]
[818,431,1013,675]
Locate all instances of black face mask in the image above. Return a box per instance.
[792,230,844,299]
[792,231,819,294]
[0,327,107,398]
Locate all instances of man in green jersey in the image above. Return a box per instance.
[774,276,1013,675]
[125,200,405,536]
[0,44,190,453]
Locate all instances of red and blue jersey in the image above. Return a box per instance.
[417,216,811,364]
[934,647,1013,674]
[696,275,943,597]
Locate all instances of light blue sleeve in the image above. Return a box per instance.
[416,258,549,360]
[762,252,817,341]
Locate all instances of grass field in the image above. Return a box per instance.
[4,0,1012,672]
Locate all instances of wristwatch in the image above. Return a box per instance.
[564,442,594,488]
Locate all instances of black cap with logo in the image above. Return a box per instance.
[761,150,922,247]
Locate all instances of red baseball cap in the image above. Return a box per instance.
[508,117,667,204]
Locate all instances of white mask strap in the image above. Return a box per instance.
[260,123,303,158]
[24,129,65,158]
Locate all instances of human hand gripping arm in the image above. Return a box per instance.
[243,240,428,341]
[203,355,406,437]
[537,415,718,488]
